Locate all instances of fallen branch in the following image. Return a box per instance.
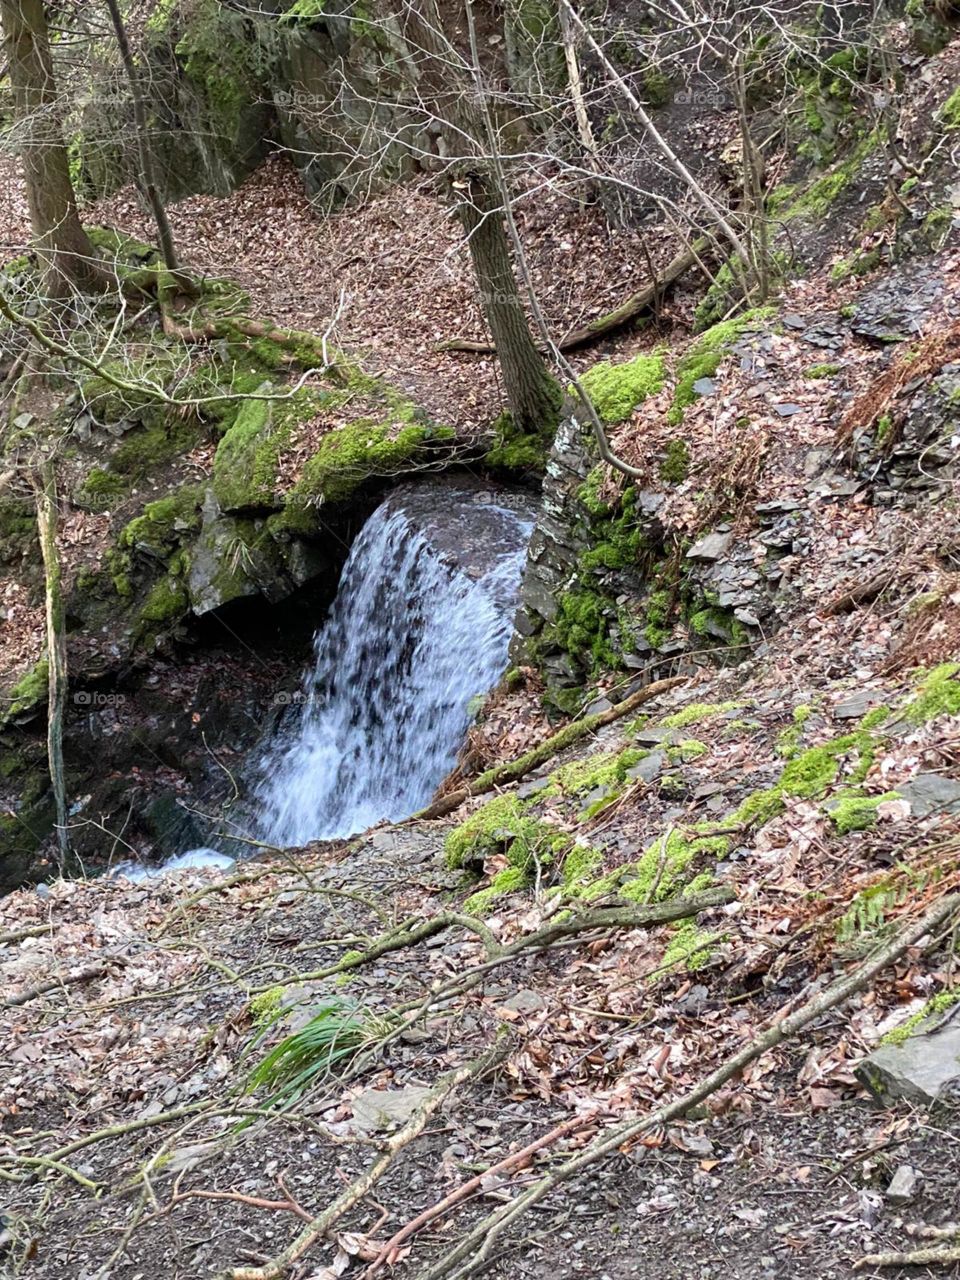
[361,1111,600,1276]
[854,1247,960,1270]
[438,242,706,354]
[411,892,960,1280]
[0,923,53,945]
[218,1037,512,1280]
[3,961,106,1008]
[414,675,686,821]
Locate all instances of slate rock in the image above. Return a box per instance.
[834,689,883,720]
[885,1164,920,1205]
[626,750,666,784]
[686,531,733,561]
[352,1085,435,1133]
[898,773,960,818]
[856,1022,960,1106]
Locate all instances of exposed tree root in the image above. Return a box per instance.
[437,242,706,354]
[409,892,960,1280]
[254,887,730,996]
[415,674,687,822]
[218,1037,512,1280]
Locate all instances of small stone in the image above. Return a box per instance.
[626,751,666,784]
[501,988,547,1015]
[686,531,733,561]
[834,689,882,720]
[856,1022,960,1106]
[885,1165,920,1205]
[773,402,802,417]
[692,377,716,396]
[898,773,960,818]
[733,607,760,627]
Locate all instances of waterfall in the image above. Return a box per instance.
[251,484,534,847]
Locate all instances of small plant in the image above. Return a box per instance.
[246,996,387,1103]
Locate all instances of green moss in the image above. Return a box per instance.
[248,985,286,1027]
[669,739,708,761]
[109,418,205,479]
[484,407,555,473]
[882,990,960,1045]
[826,789,900,835]
[659,438,690,484]
[939,85,960,130]
[212,396,294,511]
[803,362,842,379]
[577,465,614,517]
[860,705,892,730]
[579,351,665,425]
[139,576,189,626]
[294,418,454,506]
[662,920,722,971]
[561,843,604,889]
[464,865,528,916]
[548,747,646,796]
[5,660,49,720]
[586,829,727,904]
[668,310,773,426]
[548,590,617,671]
[730,730,878,829]
[830,247,884,285]
[578,487,645,573]
[784,132,880,220]
[898,662,960,725]
[776,704,813,758]
[75,468,129,511]
[923,205,954,249]
[119,488,203,558]
[660,701,742,730]
[444,794,569,872]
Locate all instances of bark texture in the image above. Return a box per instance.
[1,0,105,291]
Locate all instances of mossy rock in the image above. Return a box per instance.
[2,659,49,725]
[292,418,455,507]
[579,351,665,425]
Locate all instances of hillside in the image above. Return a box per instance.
[2,1,960,1277]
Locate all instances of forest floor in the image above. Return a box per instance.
[3,144,960,1280]
[2,633,960,1279]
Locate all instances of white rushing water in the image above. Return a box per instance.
[250,486,533,847]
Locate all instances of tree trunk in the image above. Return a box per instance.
[34,458,70,869]
[103,0,181,274]
[1,0,106,292]
[458,171,561,435]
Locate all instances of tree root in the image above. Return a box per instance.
[217,1037,512,1280]
[409,892,960,1280]
[438,242,706,354]
[415,674,687,822]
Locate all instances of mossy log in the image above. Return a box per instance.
[413,673,687,821]
[437,240,707,355]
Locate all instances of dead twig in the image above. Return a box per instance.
[3,960,107,1007]
[217,1036,512,1280]
[410,892,960,1280]
[361,1111,601,1276]
[853,1247,960,1269]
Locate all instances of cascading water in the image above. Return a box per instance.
[250,484,534,847]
